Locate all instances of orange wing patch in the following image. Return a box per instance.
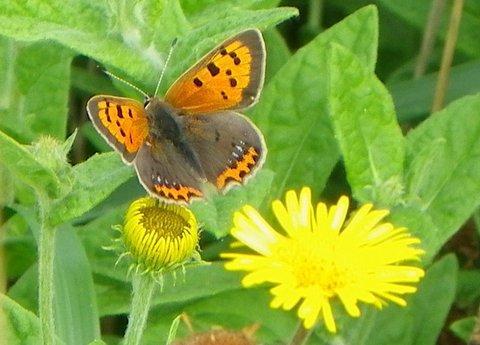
[216,146,260,189]
[154,183,203,202]
[165,30,265,114]
[97,99,148,153]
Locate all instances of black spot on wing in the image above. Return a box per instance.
[207,62,220,77]
[193,77,203,87]
[116,105,124,118]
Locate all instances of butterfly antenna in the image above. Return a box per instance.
[154,38,178,97]
[103,70,149,98]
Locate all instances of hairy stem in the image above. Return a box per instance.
[431,0,464,112]
[124,273,157,345]
[38,215,57,345]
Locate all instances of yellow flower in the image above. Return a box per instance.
[222,187,425,332]
[123,197,199,273]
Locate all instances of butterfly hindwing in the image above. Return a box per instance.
[87,96,148,163]
[181,111,266,191]
[135,141,204,203]
[165,29,265,114]
[134,122,206,204]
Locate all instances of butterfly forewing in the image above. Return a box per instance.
[165,29,265,114]
[87,96,148,163]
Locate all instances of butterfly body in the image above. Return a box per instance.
[87,29,266,204]
[144,98,205,177]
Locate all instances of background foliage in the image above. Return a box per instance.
[1,1,480,344]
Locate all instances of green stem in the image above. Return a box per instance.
[289,321,314,345]
[124,272,157,345]
[38,218,57,345]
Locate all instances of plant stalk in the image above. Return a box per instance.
[414,0,446,79]
[289,321,314,345]
[124,272,157,345]
[431,0,464,112]
[38,221,57,345]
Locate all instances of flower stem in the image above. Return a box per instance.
[124,272,157,345]
[431,0,464,112]
[289,322,314,345]
[38,220,57,345]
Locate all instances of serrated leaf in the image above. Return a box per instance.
[49,152,134,226]
[251,5,379,198]
[405,94,480,260]
[0,1,297,92]
[190,169,275,237]
[0,293,42,345]
[0,38,72,142]
[0,129,61,198]
[328,43,405,206]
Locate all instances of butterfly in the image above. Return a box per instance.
[87,29,266,204]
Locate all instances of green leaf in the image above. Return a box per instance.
[53,228,101,345]
[379,1,480,58]
[251,5,379,198]
[0,162,14,206]
[8,228,101,345]
[0,129,61,198]
[0,293,42,345]
[0,1,158,87]
[263,28,291,82]
[327,43,405,206]
[343,255,458,345]
[190,169,275,237]
[180,0,281,18]
[95,263,242,316]
[405,94,480,259]
[0,1,297,91]
[87,341,107,345]
[2,214,36,279]
[49,152,134,226]
[450,317,475,343]
[456,269,480,309]
[0,38,72,142]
